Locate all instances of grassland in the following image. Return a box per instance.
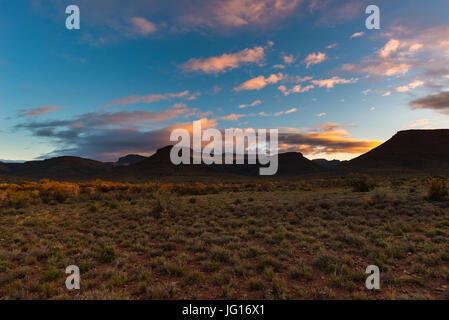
[0,176,448,299]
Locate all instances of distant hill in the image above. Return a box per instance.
[117,154,147,165]
[5,156,112,180]
[0,161,10,173]
[343,129,449,173]
[2,129,449,181]
[275,152,323,176]
[312,159,342,168]
[122,146,323,178]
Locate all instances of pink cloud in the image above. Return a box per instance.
[183,45,265,74]
[130,17,157,35]
[21,106,62,117]
[103,90,193,107]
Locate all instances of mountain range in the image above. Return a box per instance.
[1,129,448,181]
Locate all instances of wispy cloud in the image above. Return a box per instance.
[102,90,196,107]
[237,100,262,109]
[182,45,265,74]
[311,76,358,89]
[130,17,157,36]
[350,31,364,39]
[234,73,284,91]
[395,80,424,92]
[278,84,314,96]
[21,106,63,117]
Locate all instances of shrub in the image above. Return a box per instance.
[313,251,340,274]
[289,259,313,280]
[349,174,375,192]
[426,178,447,201]
[248,277,264,291]
[100,246,116,263]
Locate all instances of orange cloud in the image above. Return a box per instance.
[218,113,247,121]
[303,52,327,68]
[350,31,364,38]
[311,76,358,89]
[283,54,295,64]
[237,100,261,109]
[278,84,314,96]
[234,73,284,91]
[278,124,381,156]
[183,45,265,73]
[395,80,424,92]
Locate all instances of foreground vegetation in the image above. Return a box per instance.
[0,176,448,299]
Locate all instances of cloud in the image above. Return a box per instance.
[130,17,157,35]
[277,123,381,156]
[282,54,295,64]
[103,90,194,107]
[370,106,375,111]
[271,107,298,117]
[21,106,63,117]
[395,80,424,92]
[379,39,400,58]
[181,0,304,29]
[237,100,261,109]
[234,73,284,91]
[381,91,391,97]
[278,84,314,96]
[317,112,326,117]
[326,43,338,49]
[362,89,372,95]
[217,113,247,121]
[272,64,285,69]
[303,52,327,68]
[341,24,449,79]
[182,45,265,74]
[311,76,358,89]
[341,61,411,77]
[409,91,449,114]
[350,31,364,38]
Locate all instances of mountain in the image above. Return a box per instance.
[5,156,112,180]
[275,152,323,176]
[312,159,342,168]
[123,146,217,178]
[117,154,147,165]
[124,146,322,178]
[0,161,10,174]
[344,129,449,173]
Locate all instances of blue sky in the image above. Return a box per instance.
[1,0,449,161]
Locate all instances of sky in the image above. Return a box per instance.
[1,0,449,162]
